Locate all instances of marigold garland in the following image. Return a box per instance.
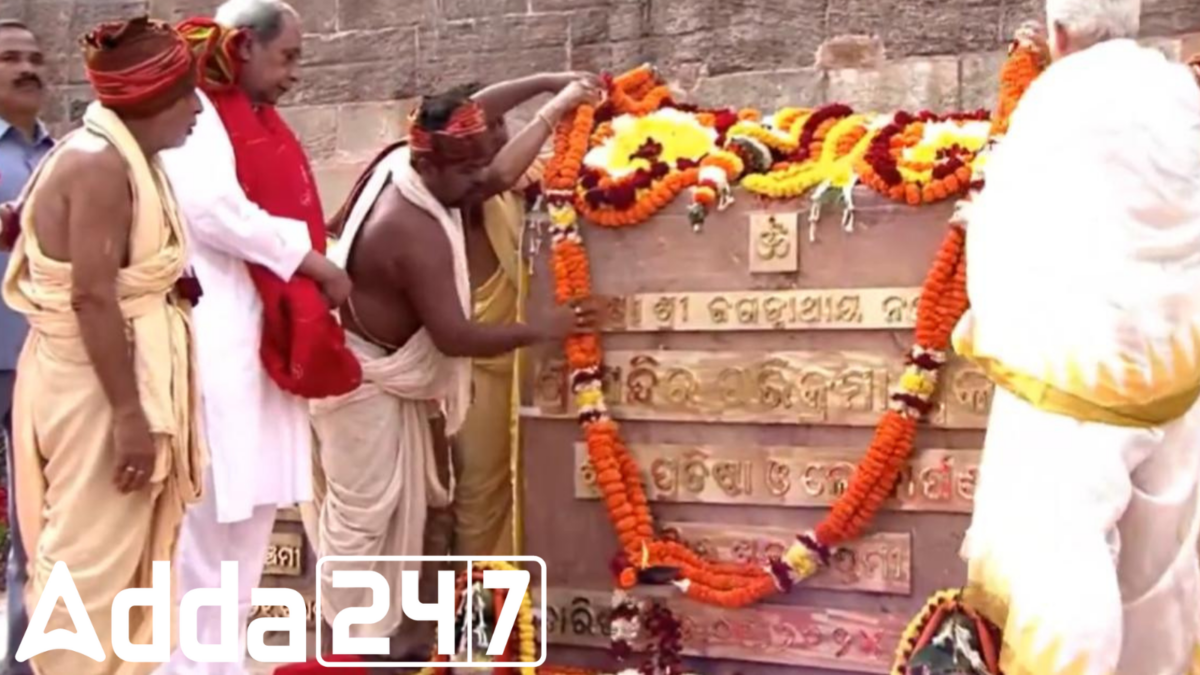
[779,31,1047,586]
[540,37,1046,611]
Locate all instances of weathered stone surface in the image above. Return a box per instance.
[816,34,887,70]
[442,0,507,21]
[302,27,416,67]
[334,100,413,159]
[1142,0,1200,38]
[827,56,960,112]
[337,0,435,31]
[959,50,1004,111]
[689,68,826,111]
[530,0,602,10]
[570,8,611,46]
[708,0,826,74]
[288,61,417,106]
[311,160,369,218]
[278,105,337,160]
[828,0,1005,58]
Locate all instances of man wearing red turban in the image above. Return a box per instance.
[2,16,204,675]
[154,0,359,671]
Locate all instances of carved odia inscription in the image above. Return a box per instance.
[264,532,304,577]
[529,350,992,428]
[574,444,979,514]
[249,592,317,628]
[661,523,911,595]
[598,287,922,332]
[537,587,905,673]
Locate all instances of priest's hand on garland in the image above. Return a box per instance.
[530,297,600,342]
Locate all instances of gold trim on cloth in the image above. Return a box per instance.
[953,331,1200,428]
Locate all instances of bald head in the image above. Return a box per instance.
[1045,0,1140,58]
[215,0,297,44]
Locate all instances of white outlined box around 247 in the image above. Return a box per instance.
[315,555,548,669]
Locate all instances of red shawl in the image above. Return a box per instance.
[177,19,360,398]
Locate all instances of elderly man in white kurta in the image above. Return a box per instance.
[953,1,1200,673]
[154,7,351,674]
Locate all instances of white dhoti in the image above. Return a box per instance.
[953,39,1200,674]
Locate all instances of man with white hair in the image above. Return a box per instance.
[155,0,358,672]
[954,0,1200,672]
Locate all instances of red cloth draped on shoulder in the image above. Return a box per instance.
[176,18,361,399]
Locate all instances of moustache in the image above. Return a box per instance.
[13,75,41,90]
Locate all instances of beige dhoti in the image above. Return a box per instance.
[2,104,204,675]
[310,331,456,638]
[307,143,469,640]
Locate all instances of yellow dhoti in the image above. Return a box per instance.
[952,40,1200,675]
[453,193,526,557]
[2,104,204,675]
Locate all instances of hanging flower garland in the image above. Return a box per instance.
[890,588,1002,674]
[544,90,780,608]
[777,29,1048,586]
[540,33,1046,611]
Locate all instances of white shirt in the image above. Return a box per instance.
[159,91,314,524]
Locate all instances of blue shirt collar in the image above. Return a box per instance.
[0,117,51,146]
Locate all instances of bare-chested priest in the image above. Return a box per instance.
[2,17,204,675]
[310,75,600,655]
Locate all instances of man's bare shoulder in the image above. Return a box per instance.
[371,184,446,244]
[48,135,130,195]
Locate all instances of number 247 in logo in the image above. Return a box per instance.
[317,556,548,669]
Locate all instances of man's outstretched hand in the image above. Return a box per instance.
[545,71,604,93]
[531,297,601,342]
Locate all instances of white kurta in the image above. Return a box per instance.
[953,39,1200,675]
[158,91,313,524]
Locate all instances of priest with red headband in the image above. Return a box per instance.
[1,16,204,675]
[154,0,357,671]
[299,74,600,661]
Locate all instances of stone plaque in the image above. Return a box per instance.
[662,523,911,595]
[276,507,303,523]
[538,587,905,673]
[574,443,978,514]
[264,532,304,577]
[249,591,317,628]
[597,286,922,333]
[748,211,799,273]
[530,350,992,429]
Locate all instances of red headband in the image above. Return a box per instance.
[82,17,196,118]
[409,100,491,163]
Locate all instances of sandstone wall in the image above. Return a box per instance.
[5,0,1199,213]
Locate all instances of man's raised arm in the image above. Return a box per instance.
[471,72,584,120]
[476,79,603,200]
[391,200,593,357]
[64,149,155,493]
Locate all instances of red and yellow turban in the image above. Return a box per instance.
[175,17,247,94]
[408,99,491,165]
[81,16,196,118]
